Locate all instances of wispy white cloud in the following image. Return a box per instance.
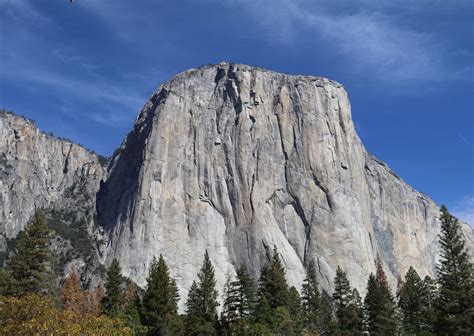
[452,196,474,226]
[0,0,147,127]
[0,0,52,26]
[72,0,472,87]
[223,0,468,83]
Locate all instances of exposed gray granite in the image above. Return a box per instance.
[96,63,473,308]
[0,112,105,237]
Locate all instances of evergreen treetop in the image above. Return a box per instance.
[235,264,255,320]
[397,266,424,335]
[302,259,321,333]
[102,258,124,317]
[8,209,53,296]
[221,264,256,334]
[259,245,289,310]
[185,250,219,336]
[332,266,363,335]
[141,255,181,335]
[364,258,397,336]
[435,205,474,335]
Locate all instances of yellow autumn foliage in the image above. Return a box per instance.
[0,294,132,335]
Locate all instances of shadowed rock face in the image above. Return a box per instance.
[0,112,105,239]
[97,63,473,306]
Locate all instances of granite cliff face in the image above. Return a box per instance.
[0,111,106,273]
[97,63,471,304]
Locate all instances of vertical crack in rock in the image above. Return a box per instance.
[290,198,311,265]
[312,173,333,211]
[63,143,73,174]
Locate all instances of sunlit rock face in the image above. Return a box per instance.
[97,63,472,308]
[0,112,105,239]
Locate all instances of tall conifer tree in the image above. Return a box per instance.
[221,265,255,334]
[318,291,334,336]
[332,266,363,335]
[141,255,181,335]
[364,258,397,335]
[302,259,321,333]
[185,250,219,335]
[8,209,52,295]
[102,258,124,317]
[435,205,474,335]
[288,286,303,334]
[222,273,240,332]
[420,275,437,334]
[258,245,289,309]
[397,266,425,335]
[235,264,255,320]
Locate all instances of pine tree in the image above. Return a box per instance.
[122,279,138,309]
[435,205,474,335]
[185,281,204,334]
[420,275,437,334]
[332,266,363,335]
[397,266,424,335]
[185,250,219,335]
[254,246,292,332]
[318,290,333,336]
[235,264,255,321]
[102,258,124,316]
[259,245,289,309]
[221,265,256,335]
[254,292,276,331]
[141,255,181,335]
[364,274,379,334]
[61,267,85,315]
[364,258,397,335]
[333,266,352,330]
[288,286,303,334]
[222,273,240,333]
[254,245,307,334]
[397,267,437,335]
[302,259,321,333]
[347,288,364,335]
[198,250,219,331]
[122,280,147,335]
[8,209,53,295]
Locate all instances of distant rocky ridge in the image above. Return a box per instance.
[0,110,106,279]
[0,64,472,307]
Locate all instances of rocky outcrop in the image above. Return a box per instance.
[0,111,106,271]
[1,63,471,305]
[97,63,472,306]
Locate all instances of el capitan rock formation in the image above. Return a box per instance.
[95,62,472,304]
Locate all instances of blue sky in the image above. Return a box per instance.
[0,0,473,224]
